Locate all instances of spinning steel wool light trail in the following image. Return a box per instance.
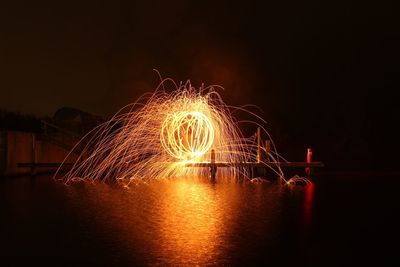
[56,76,304,186]
[160,111,215,161]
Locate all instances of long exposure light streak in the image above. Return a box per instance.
[56,76,304,186]
[160,111,214,161]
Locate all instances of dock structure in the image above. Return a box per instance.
[185,160,324,181]
[185,161,324,168]
[17,127,324,181]
[186,127,324,181]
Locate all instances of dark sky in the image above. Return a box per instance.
[1,0,398,171]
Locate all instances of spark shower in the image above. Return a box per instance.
[56,76,303,186]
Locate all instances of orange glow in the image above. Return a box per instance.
[56,77,300,185]
[157,181,220,264]
[160,111,214,161]
[56,79,261,184]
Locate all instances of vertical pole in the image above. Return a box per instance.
[210,149,216,182]
[257,127,261,163]
[305,148,313,178]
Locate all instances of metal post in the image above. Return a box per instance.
[305,148,313,177]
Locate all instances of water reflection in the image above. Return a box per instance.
[155,181,222,265]
[63,179,305,265]
[4,174,399,266]
[303,183,315,229]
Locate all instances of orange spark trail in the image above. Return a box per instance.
[55,77,306,186]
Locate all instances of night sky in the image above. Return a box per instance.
[1,0,398,171]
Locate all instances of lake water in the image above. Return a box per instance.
[1,173,399,266]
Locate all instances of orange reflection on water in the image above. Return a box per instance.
[64,179,244,265]
[156,180,226,265]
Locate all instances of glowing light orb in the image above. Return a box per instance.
[56,77,288,185]
[160,111,214,161]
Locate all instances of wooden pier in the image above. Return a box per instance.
[17,128,324,180]
[185,162,324,168]
[186,128,324,181]
[185,149,324,182]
